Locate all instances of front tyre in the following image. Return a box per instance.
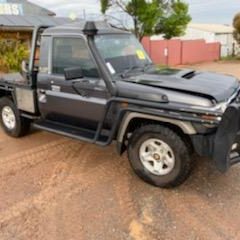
[127,125,193,188]
[0,97,30,138]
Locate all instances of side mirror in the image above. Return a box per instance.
[64,67,84,80]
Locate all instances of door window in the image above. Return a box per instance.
[52,37,99,78]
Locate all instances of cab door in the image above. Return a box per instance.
[37,36,109,130]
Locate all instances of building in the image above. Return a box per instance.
[0,0,71,46]
[0,0,55,16]
[151,23,237,57]
[182,23,236,57]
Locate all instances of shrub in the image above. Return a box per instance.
[0,39,29,73]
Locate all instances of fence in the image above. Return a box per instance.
[142,37,221,66]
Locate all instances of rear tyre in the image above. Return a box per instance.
[127,125,193,188]
[0,97,30,138]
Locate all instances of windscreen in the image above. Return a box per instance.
[95,34,152,75]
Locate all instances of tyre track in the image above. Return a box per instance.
[0,140,88,240]
[162,192,221,240]
[179,192,240,239]
[0,150,123,232]
[0,138,69,165]
[114,166,140,235]
[0,131,61,157]
[114,163,166,240]
[0,139,78,179]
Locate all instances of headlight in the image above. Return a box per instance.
[191,101,228,114]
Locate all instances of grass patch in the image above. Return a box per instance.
[221,55,240,61]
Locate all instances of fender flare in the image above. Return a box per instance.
[117,112,196,145]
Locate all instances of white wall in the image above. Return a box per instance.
[151,28,215,42]
[150,26,237,57]
[182,27,215,42]
[215,33,236,57]
[181,27,235,57]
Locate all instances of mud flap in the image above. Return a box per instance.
[214,104,240,172]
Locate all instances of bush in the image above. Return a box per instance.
[0,39,29,73]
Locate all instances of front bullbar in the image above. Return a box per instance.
[214,104,240,172]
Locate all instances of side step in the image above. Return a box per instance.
[33,120,109,145]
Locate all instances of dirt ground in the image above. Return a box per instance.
[185,61,240,78]
[1,61,240,240]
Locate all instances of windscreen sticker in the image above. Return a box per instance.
[106,62,116,75]
[136,50,146,60]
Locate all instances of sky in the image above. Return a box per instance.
[30,0,239,25]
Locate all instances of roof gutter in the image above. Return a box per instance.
[0,26,34,31]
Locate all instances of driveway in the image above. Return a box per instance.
[184,60,240,78]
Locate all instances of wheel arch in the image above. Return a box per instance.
[116,112,196,154]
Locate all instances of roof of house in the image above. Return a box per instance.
[1,0,55,16]
[188,23,234,34]
[0,15,74,30]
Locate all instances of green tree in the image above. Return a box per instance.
[100,0,191,40]
[0,39,29,72]
[233,13,240,48]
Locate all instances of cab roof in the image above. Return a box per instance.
[42,21,129,36]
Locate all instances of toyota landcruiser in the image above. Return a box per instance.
[0,21,239,188]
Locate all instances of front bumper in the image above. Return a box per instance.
[191,103,240,172]
[213,103,240,172]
